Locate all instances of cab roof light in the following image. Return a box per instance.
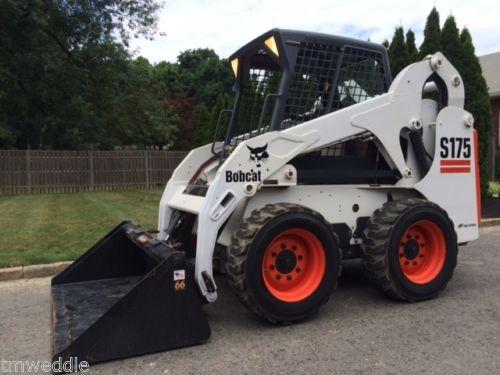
[264,36,280,57]
[230,58,239,77]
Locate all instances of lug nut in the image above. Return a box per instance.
[276,274,281,280]
[287,275,292,281]
[296,267,301,273]
[281,243,286,249]
[270,265,275,270]
[272,252,277,257]
[298,255,303,261]
[413,261,418,266]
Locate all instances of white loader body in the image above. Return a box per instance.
[158,53,480,302]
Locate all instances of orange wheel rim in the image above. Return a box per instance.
[262,228,326,302]
[399,220,446,284]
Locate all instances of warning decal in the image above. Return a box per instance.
[173,269,186,281]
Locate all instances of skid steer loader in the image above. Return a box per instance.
[51,29,480,365]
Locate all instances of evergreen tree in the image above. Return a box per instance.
[210,94,233,144]
[459,28,492,197]
[419,7,441,58]
[440,16,462,65]
[193,104,211,147]
[388,27,410,76]
[382,39,390,49]
[193,94,233,147]
[406,29,418,62]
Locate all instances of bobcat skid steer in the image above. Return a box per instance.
[51,29,480,365]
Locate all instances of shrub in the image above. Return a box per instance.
[488,181,500,197]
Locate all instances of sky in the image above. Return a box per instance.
[131,0,500,63]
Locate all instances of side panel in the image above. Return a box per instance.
[243,185,416,235]
[415,107,479,242]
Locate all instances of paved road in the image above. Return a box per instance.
[1,227,499,374]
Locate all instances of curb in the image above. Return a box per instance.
[0,261,72,282]
[479,218,500,228]
[0,218,499,282]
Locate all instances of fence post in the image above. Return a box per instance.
[145,150,150,188]
[26,149,32,194]
[89,151,94,191]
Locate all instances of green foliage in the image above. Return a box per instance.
[386,9,492,199]
[153,49,234,149]
[458,27,492,197]
[193,94,233,147]
[419,7,441,58]
[488,181,500,196]
[115,57,179,149]
[193,104,212,147]
[0,0,233,151]
[388,27,410,76]
[440,16,462,65]
[405,29,418,62]
[0,0,170,150]
[176,49,234,108]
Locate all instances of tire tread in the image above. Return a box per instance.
[361,198,457,301]
[226,203,340,324]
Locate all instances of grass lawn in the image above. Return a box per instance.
[0,189,164,267]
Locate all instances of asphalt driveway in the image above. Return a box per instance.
[0,227,499,374]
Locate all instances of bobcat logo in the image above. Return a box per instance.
[247,144,269,168]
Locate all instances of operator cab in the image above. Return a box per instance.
[216,29,395,185]
[220,28,391,150]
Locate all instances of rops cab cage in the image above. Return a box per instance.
[214,29,392,154]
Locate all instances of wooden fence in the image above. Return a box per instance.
[0,150,188,195]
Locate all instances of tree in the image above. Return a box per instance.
[388,27,410,76]
[193,104,211,147]
[0,0,166,149]
[165,94,197,150]
[440,16,462,65]
[459,28,492,197]
[382,39,390,49]
[193,94,233,148]
[114,57,178,149]
[157,49,234,149]
[419,7,441,58]
[174,49,234,108]
[406,29,418,62]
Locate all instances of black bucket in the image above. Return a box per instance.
[51,221,210,365]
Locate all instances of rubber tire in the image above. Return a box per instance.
[227,203,341,324]
[361,198,458,301]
